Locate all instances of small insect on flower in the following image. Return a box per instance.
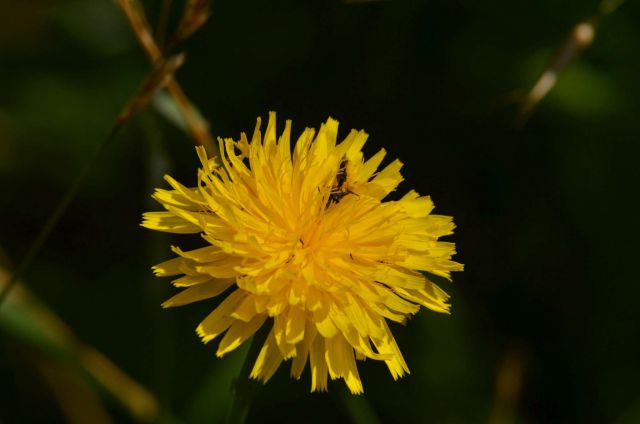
[326,157,358,207]
[142,113,463,394]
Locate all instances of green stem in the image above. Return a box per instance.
[0,124,123,307]
[339,386,381,424]
[226,325,269,424]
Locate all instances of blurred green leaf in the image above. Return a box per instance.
[53,0,132,56]
[617,397,640,424]
[0,263,159,422]
[185,344,248,424]
[548,60,624,117]
[153,90,188,132]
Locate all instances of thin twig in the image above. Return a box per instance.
[166,0,212,52]
[514,0,626,127]
[156,0,174,50]
[116,0,215,153]
[117,53,187,126]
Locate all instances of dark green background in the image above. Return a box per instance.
[1,0,639,423]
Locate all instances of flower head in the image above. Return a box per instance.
[142,113,463,394]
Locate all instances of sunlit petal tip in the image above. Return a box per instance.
[195,325,207,339]
[196,325,217,344]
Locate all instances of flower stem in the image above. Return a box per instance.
[226,325,269,424]
[339,386,381,424]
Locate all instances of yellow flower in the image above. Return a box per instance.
[142,113,463,394]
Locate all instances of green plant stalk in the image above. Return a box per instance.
[339,387,382,424]
[226,325,270,424]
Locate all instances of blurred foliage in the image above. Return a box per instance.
[1,0,640,423]
[0,262,159,423]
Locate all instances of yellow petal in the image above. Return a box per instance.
[374,265,426,290]
[369,159,404,198]
[171,274,212,287]
[196,290,246,343]
[250,327,283,383]
[394,282,451,314]
[290,320,317,379]
[162,279,235,308]
[152,188,201,209]
[399,195,434,218]
[230,294,259,322]
[152,257,183,277]
[372,321,410,380]
[285,307,306,345]
[341,295,369,337]
[325,334,363,394]
[309,335,328,392]
[356,148,386,182]
[273,314,296,359]
[141,212,201,234]
[216,314,267,357]
[314,306,338,338]
[171,245,227,263]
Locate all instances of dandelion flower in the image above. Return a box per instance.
[142,113,463,394]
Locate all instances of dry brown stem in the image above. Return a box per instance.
[514,0,625,127]
[115,0,215,152]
